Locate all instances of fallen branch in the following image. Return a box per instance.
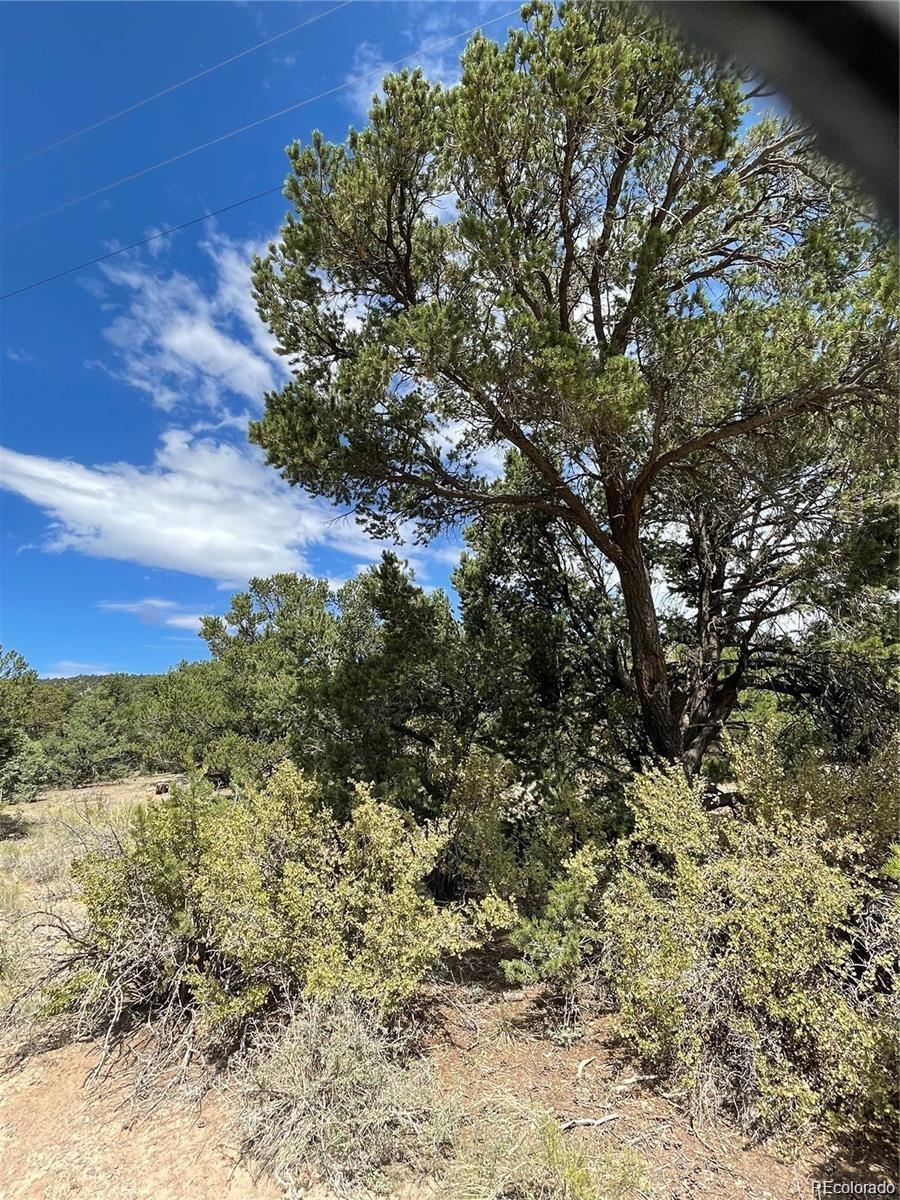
[559,1113,621,1132]
[575,1056,596,1080]
[613,1073,657,1090]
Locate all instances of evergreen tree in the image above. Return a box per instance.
[250,1,897,771]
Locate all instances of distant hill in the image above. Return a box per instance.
[39,672,161,690]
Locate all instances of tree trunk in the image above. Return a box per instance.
[614,534,682,763]
[681,683,739,778]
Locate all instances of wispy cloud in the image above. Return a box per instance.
[0,431,318,581]
[5,347,33,363]
[344,41,393,120]
[78,276,109,301]
[343,6,472,122]
[166,612,205,630]
[96,597,205,633]
[141,226,173,258]
[4,211,459,590]
[0,429,423,583]
[93,229,285,417]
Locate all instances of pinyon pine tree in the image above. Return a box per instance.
[251,1,897,772]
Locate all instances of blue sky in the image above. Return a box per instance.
[0,1,517,678]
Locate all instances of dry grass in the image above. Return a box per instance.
[0,792,138,1037]
[0,815,78,892]
[227,997,458,1197]
[0,795,134,894]
[442,1098,650,1200]
[0,875,27,1003]
[225,995,653,1200]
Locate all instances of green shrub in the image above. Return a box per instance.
[56,762,478,1047]
[602,760,899,1137]
[0,732,49,803]
[502,844,607,1007]
[228,997,456,1195]
[447,757,621,1027]
[193,763,475,1013]
[446,748,617,909]
[730,727,899,871]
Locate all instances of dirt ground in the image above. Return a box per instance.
[0,1040,280,1200]
[425,983,896,1200]
[1,777,895,1200]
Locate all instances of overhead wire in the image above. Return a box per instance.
[0,2,353,173]
[0,185,285,300]
[1,8,519,236]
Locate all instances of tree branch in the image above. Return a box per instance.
[627,384,874,521]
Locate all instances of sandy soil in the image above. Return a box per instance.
[0,1041,279,1200]
[425,984,869,1200]
[14,775,186,820]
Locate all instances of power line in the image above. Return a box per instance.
[0,2,353,174]
[0,186,285,300]
[0,8,521,299]
[1,8,519,236]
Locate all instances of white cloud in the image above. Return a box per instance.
[200,232,284,372]
[0,431,317,581]
[158,317,273,400]
[5,347,33,363]
[96,597,204,633]
[4,218,461,595]
[428,416,507,481]
[77,276,110,301]
[425,191,459,224]
[344,42,393,120]
[166,612,205,631]
[141,226,174,258]
[344,19,465,122]
[0,429,419,583]
[94,229,286,416]
[428,542,465,571]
